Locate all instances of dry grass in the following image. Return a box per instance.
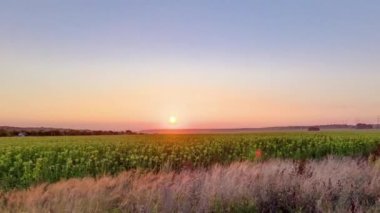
[1,157,380,213]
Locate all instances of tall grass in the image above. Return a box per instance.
[1,157,379,212]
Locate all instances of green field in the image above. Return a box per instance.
[1,131,380,190]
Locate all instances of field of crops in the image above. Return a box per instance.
[0,131,380,190]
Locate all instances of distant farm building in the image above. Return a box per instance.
[308,126,320,131]
[18,132,27,137]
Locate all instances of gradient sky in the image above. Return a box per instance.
[1,1,380,130]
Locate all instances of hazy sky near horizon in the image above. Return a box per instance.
[1,1,380,130]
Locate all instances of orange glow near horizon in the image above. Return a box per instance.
[1,52,379,131]
[1,73,379,131]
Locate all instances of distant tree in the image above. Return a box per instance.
[356,123,373,129]
[0,129,10,137]
[10,130,18,136]
[308,126,320,131]
[125,130,134,135]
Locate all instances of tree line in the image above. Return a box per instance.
[0,129,137,137]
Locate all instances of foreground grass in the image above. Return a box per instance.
[1,157,379,213]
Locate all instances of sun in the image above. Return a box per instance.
[169,116,177,125]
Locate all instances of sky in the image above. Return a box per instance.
[1,1,380,130]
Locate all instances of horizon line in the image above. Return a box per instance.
[2,123,379,132]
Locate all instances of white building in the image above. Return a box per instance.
[18,132,26,137]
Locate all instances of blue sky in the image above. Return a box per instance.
[1,1,379,130]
